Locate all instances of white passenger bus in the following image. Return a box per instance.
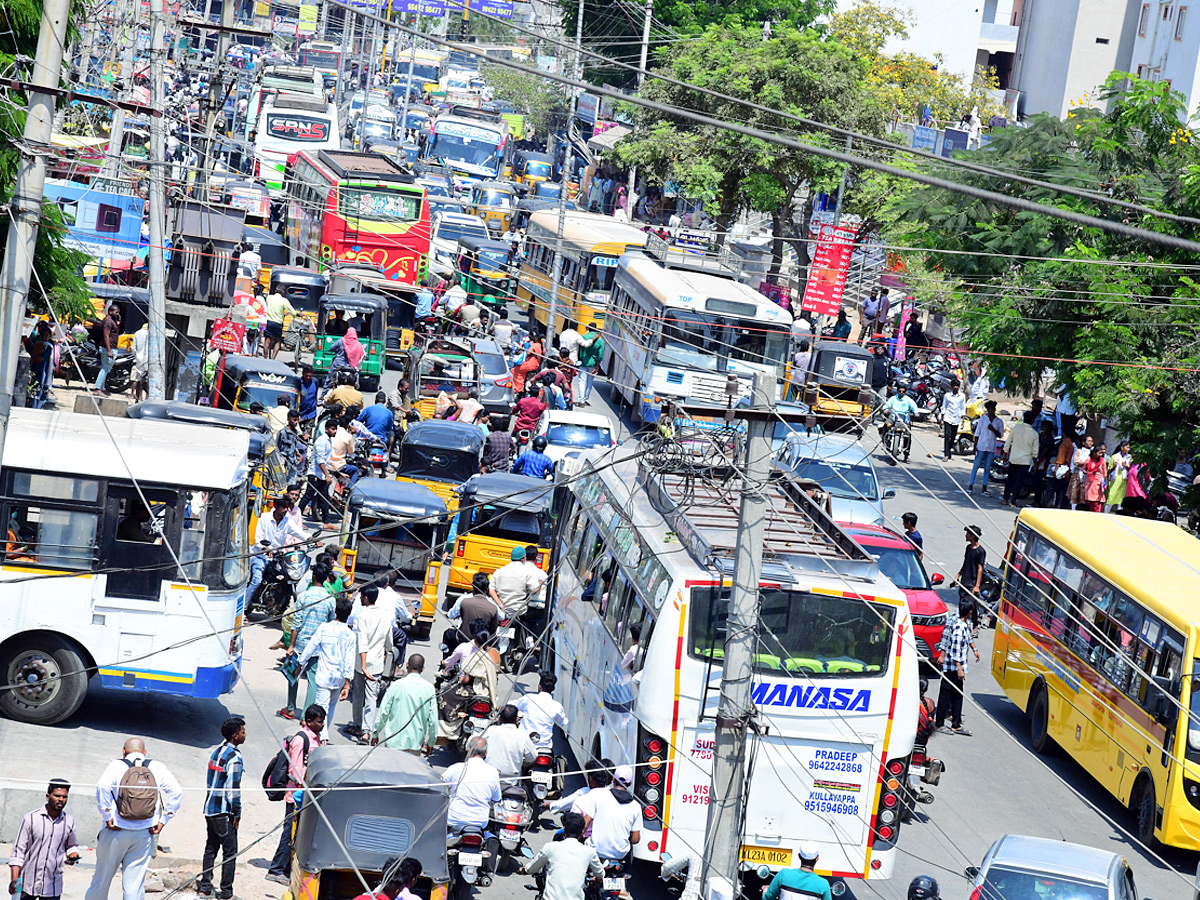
[548,445,919,888]
[254,92,340,196]
[0,410,250,724]
[603,254,792,422]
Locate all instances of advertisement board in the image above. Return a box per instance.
[800,223,858,316]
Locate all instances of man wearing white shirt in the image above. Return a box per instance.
[85,738,183,900]
[483,705,537,787]
[515,673,568,751]
[250,497,307,607]
[298,598,356,742]
[938,379,966,461]
[557,323,583,365]
[967,399,1004,496]
[351,586,391,743]
[443,737,502,831]
[574,765,641,865]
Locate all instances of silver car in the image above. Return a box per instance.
[772,433,894,527]
[470,337,514,415]
[967,834,1140,900]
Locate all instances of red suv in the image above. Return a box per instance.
[840,523,949,664]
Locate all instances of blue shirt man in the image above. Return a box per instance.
[511,449,554,479]
[415,286,435,319]
[298,371,319,422]
[356,394,395,444]
[884,389,920,422]
[764,843,832,900]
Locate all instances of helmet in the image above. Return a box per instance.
[908,876,939,900]
[532,435,548,452]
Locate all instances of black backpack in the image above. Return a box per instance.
[262,731,310,801]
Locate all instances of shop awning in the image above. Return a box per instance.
[587,125,631,152]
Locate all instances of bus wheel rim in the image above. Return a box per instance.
[8,650,63,708]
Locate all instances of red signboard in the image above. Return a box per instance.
[801,223,858,316]
[210,319,245,353]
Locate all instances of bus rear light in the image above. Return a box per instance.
[877,825,893,840]
[885,778,900,791]
[882,793,897,807]
[645,738,664,753]
[647,756,662,769]
[887,760,905,776]
[871,860,881,871]
[645,771,661,786]
[642,805,659,820]
[643,788,660,802]
[456,540,465,557]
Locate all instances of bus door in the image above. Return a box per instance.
[102,486,181,600]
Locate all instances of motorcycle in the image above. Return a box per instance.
[586,860,630,900]
[496,616,538,674]
[880,411,912,464]
[57,340,134,393]
[901,682,945,823]
[525,737,565,817]
[489,785,534,872]
[247,549,304,620]
[448,826,492,900]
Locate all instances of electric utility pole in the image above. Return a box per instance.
[702,374,775,890]
[146,0,169,399]
[624,0,651,219]
[103,0,136,179]
[0,0,73,452]
[201,0,235,183]
[545,0,584,338]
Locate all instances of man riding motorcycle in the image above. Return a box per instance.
[512,435,554,479]
[881,385,920,464]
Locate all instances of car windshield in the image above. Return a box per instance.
[790,458,878,501]
[977,867,1108,900]
[691,587,895,677]
[546,424,612,447]
[658,311,790,371]
[870,546,930,591]
[437,219,489,244]
[477,249,509,270]
[473,351,509,376]
[475,190,510,207]
[534,182,561,198]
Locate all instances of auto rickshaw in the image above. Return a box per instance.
[394,420,484,511]
[126,400,288,537]
[283,747,451,900]
[209,355,301,414]
[532,180,562,200]
[313,294,389,393]
[800,340,876,434]
[403,338,482,420]
[446,473,553,593]
[456,236,512,311]
[469,181,516,235]
[512,150,553,188]
[343,480,449,639]
[269,266,326,355]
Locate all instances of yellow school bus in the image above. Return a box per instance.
[515,210,647,336]
[992,508,1200,848]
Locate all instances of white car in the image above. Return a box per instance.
[430,211,490,277]
[534,409,617,466]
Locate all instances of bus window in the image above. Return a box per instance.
[180,491,209,581]
[575,521,603,582]
[6,504,97,570]
[604,571,633,635]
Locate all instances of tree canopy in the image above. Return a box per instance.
[884,73,1200,473]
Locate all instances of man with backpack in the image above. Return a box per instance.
[266,704,326,885]
[85,738,183,900]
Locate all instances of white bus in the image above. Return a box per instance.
[254,92,340,196]
[604,254,793,422]
[0,409,250,725]
[422,112,510,191]
[548,445,919,887]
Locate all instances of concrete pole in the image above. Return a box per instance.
[103,0,135,180]
[400,15,418,140]
[702,374,774,890]
[624,0,651,220]
[201,0,236,183]
[147,0,169,399]
[544,0,584,339]
[0,0,73,445]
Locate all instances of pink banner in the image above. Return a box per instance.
[801,223,857,316]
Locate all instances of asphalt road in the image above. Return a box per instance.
[3,368,1196,900]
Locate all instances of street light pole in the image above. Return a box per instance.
[624,0,651,219]
[702,374,774,891]
[147,0,169,399]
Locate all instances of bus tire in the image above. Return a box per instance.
[1028,684,1054,755]
[0,635,89,725]
[1131,774,1156,845]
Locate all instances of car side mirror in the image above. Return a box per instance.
[965,866,980,881]
[883,488,896,500]
[931,573,945,585]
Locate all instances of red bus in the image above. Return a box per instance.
[286,149,429,285]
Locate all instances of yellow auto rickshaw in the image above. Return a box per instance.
[403,338,483,420]
[394,420,484,511]
[469,181,516,236]
[512,150,553,188]
[801,340,877,434]
[445,473,553,593]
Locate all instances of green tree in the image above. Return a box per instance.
[559,0,834,89]
[0,0,91,321]
[611,23,879,271]
[482,63,568,140]
[884,73,1200,475]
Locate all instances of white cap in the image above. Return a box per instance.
[798,841,820,861]
[613,764,634,786]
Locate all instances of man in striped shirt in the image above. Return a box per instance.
[8,780,80,900]
[198,718,246,899]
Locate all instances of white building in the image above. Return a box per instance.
[1128,2,1200,118]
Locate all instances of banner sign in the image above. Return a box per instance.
[911,125,936,152]
[393,0,446,14]
[801,223,858,316]
[468,0,513,16]
[210,319,245,353]
[942,127,970,157]
[298,3,318,34]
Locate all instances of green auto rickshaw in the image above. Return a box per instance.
[313,293,388,393]
[456,235,513,311]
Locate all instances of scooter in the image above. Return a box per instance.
[489,785,534,872]
[586,860,630,900]
[901,681,945,823]
[448,827,492,900]
[247,549,304,620]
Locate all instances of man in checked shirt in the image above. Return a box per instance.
[198,718,246,899]
[8,780,80,900]
[935,599,980,736]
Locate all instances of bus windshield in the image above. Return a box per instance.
[412,64,439,82]
[301,49,339,69]
[340,187,421,222]
[657,311,789,370]
[587,257,619,293]
[690,587,895,676]
[429,132,501,172]
[437,218,489,244]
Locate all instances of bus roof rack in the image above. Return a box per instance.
[317,150,415,183]
[448,106,502,123]
[270,92,328,113]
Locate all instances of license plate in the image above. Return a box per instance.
[458,852,483,867]
[503,828,520,839]
[911,765,926,777]
[531,771,552,784]
[739,845,793,867]
[603,878,625,892]
[501,626,516,639]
